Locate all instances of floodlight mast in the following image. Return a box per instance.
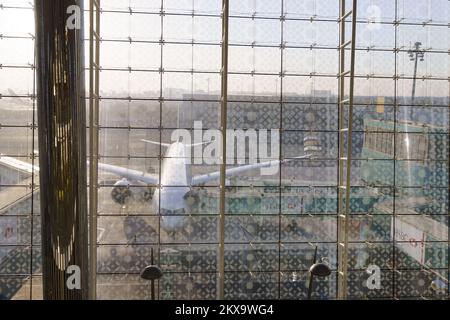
[407,42,426,106]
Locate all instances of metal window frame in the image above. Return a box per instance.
[218,0,229,300]
[337,0,358,300]
[89,0,101,300]
[80,0,450,301]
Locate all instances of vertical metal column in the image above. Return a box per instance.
[446,4,450,298]
[448,64,450,301]
[89,0,101,300]
[35,0,89,299]
[218,0,229,300]
[337,0,357,300]
[278,0,285,300]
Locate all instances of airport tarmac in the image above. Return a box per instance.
[2,178,340,300]
[1,175,445,300]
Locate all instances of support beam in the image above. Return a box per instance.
[218,0,229,300]
[337,0,358,300]
[89,0,101,301]
[35,0,88,299]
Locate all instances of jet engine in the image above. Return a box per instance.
[111,179,132,205]
[136,186,155,202]
[111,179,155,204]
[183,189,200,207]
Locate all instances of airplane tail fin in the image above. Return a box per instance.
[141,139,214,148]
[186,141,214,148]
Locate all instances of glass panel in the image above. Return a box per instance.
[1,0,448,301]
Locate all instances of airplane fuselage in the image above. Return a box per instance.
[151,142,192,231]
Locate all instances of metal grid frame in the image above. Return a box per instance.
[0,1,40,300]
[0,0,449,300]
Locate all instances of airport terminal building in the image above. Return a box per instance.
[0,0,449,300]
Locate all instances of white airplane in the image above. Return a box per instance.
[0,140,311,233]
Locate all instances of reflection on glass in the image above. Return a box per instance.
[0,0,449,300]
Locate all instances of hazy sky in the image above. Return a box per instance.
[0,0,449,98]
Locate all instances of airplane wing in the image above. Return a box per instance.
[96,163,159,186]
[0,154,158,186]
[0,154,39,174]
[191,155,311,186]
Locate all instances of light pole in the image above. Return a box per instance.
[407,42,425,106]
[141,248,163,300]
[307,246,331,299]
